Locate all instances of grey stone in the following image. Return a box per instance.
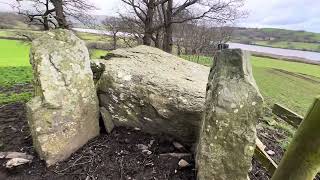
[95,45,210,143]
[26,29,100,166]
[100,107,114,133]
[178,159,190,168]
[196,49,263,180]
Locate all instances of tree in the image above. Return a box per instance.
[121,0,244,53]
[13,0,95,30]
[51,0,68,29]
[103,17,123,50]
[15,0,56,30]
[120,0,168,46]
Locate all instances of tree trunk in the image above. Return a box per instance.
[154,31,161,48]
[143,0,155,46]
[43,16,50,30]
[177,43,181,56]
[51,0,68,29]
[271,96,320,180]
[162,0,173,53]
[112,33,117,50]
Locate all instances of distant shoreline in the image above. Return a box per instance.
[251,52,320,66]
[245,43,320,53]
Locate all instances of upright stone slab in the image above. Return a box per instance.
[196,49,263,180]
[26,30,100,166]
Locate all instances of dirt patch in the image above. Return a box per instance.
[1,84,317,180]
[0,102,197,180]
[0,83,33,95]
[0,101,275,180]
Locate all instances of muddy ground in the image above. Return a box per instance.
[0,84,304,180]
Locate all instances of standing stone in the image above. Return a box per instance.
[196,49,263,180]
[26,30,100,166]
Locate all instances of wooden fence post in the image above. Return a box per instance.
[272,96,320,180]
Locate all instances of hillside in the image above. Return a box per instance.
[231,27,320,52]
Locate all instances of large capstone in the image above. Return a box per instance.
[27,30,100,166]
[96,45,210,142]
[196,49,263,180]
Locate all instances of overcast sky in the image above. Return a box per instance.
[1,0,319,33]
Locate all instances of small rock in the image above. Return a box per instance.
[178,159,190,168]
[148,140,155,147]
[173,141,185,151]
[0,152,33,160]
[6,158,31,168]
[100,107,114,134]
[142,149,152,155]
[267,150,275,155]
[137,144,148,150]
[134,127,141,131]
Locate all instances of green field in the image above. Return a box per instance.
[183,55,320,116]
[0,39,33,104]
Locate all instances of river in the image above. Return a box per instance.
[229,43,320,63]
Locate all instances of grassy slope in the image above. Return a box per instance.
[0,39,32,86]
[90,49,109,59]
[251,56,320,116]
[0,39,33,104]
[232,27,320,52]
[183,55,320,116]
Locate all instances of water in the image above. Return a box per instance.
[229,43,320,62]
[72,28,132,37]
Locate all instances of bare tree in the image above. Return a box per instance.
[121,0,245,53]
[103,17,123,50]
[13,0,96,30]
[174,21,233,56]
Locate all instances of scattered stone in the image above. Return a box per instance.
[267,150,275,155]
[96,45,209,143]
[148,140,155,147]
[173,142,185,151]
[178,159,190,168]
[100,107,114,133]
[6,158,31,168]
[159,153,192,159]
[0,152,33,160]
[196,49,264,180]
[137,144,148,150]
[26,29,100,166]
[142,149,152,155]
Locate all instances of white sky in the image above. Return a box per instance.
[1,0,319,33]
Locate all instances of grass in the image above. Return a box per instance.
[0,39,33,104]
[75,32,111,43]
[180,55,213,66]
[90,49,109,59]
[182,55,320,116]
[0,39,109,105]
[0,92,32,104]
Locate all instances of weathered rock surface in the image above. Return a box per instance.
[196,49,263,180]
[27,29,100,166]
[95,45,210,142]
